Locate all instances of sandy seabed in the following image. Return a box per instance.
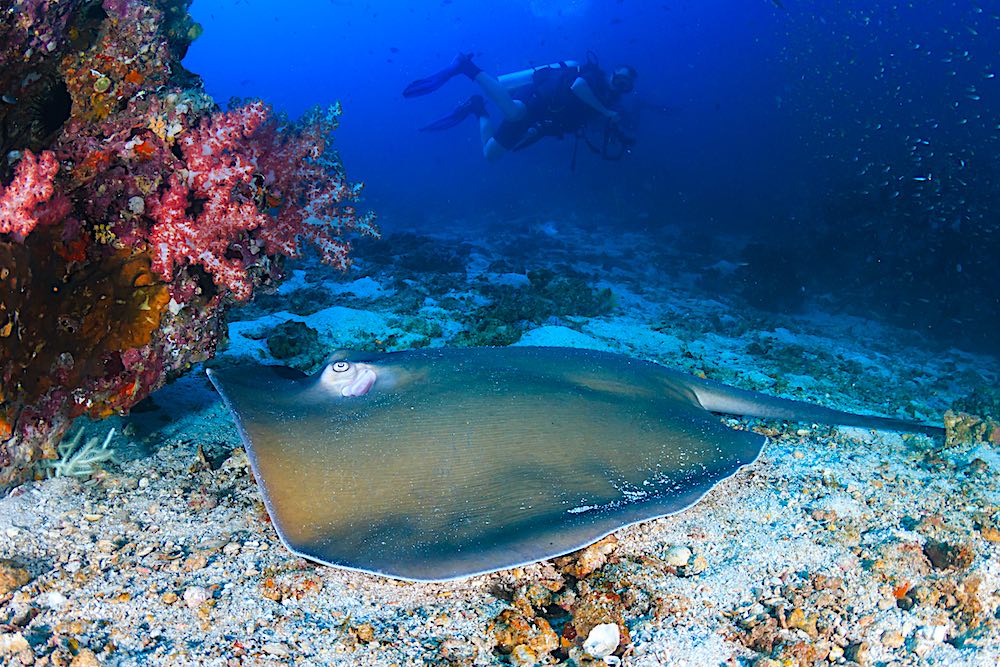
[1,219,997,666]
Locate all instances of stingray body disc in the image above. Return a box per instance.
[208,346,764,581]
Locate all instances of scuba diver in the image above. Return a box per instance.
[403,52,637,163]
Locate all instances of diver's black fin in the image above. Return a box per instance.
[403,53,481,98]
[419,95,487,132]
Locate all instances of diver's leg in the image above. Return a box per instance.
[483,138,506,162]
[472,72,527,122]
[404,52,526,121]
[479,117,505,161]
[403,52,482,97]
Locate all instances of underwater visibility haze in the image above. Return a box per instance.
[0,0,999,665]
[184,0,1000,352]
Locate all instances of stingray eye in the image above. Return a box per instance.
[332,361,351,373]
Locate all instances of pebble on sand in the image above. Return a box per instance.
[183,585,210,609]
[662,545,692,568]
[0,632,29,655]
[583,622,621,658]
[0,559,31,597]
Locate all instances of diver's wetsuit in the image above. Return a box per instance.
[494,64,620,151]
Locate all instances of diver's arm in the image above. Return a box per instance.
[570,77,617,118]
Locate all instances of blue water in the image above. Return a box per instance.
[184,0,999,352]
[183,0,799,226]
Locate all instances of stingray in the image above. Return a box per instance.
[207,346,941,582]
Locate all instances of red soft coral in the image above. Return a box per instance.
[0,150,59,242]
[252,103,377,269]
[147,103,270,300]
[146,100,376,301]
[181,100,267,196]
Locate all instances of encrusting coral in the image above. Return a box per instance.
[0,0,377,489]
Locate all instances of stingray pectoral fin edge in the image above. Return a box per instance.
[292,415,765,582]
[206,348,770,581]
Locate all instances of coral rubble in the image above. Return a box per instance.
[0,0,377,488]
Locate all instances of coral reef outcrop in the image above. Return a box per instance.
[0,0,377,488]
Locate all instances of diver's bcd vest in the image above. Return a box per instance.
[528,61,604,115]
[501,62,606,152]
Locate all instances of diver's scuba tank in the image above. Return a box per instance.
[497,61,580,90]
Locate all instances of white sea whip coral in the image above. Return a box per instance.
[41,427,117,479]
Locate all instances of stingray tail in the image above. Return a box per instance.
[686,375,944,437]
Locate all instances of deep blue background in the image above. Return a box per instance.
[183,0,999,353]
[184,0,996,232]
[183,0,805,230]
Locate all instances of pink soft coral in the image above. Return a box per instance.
[252,104,377,269]
[147,102,270,300]
[0,150,59,242]
[146,101,375,301]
